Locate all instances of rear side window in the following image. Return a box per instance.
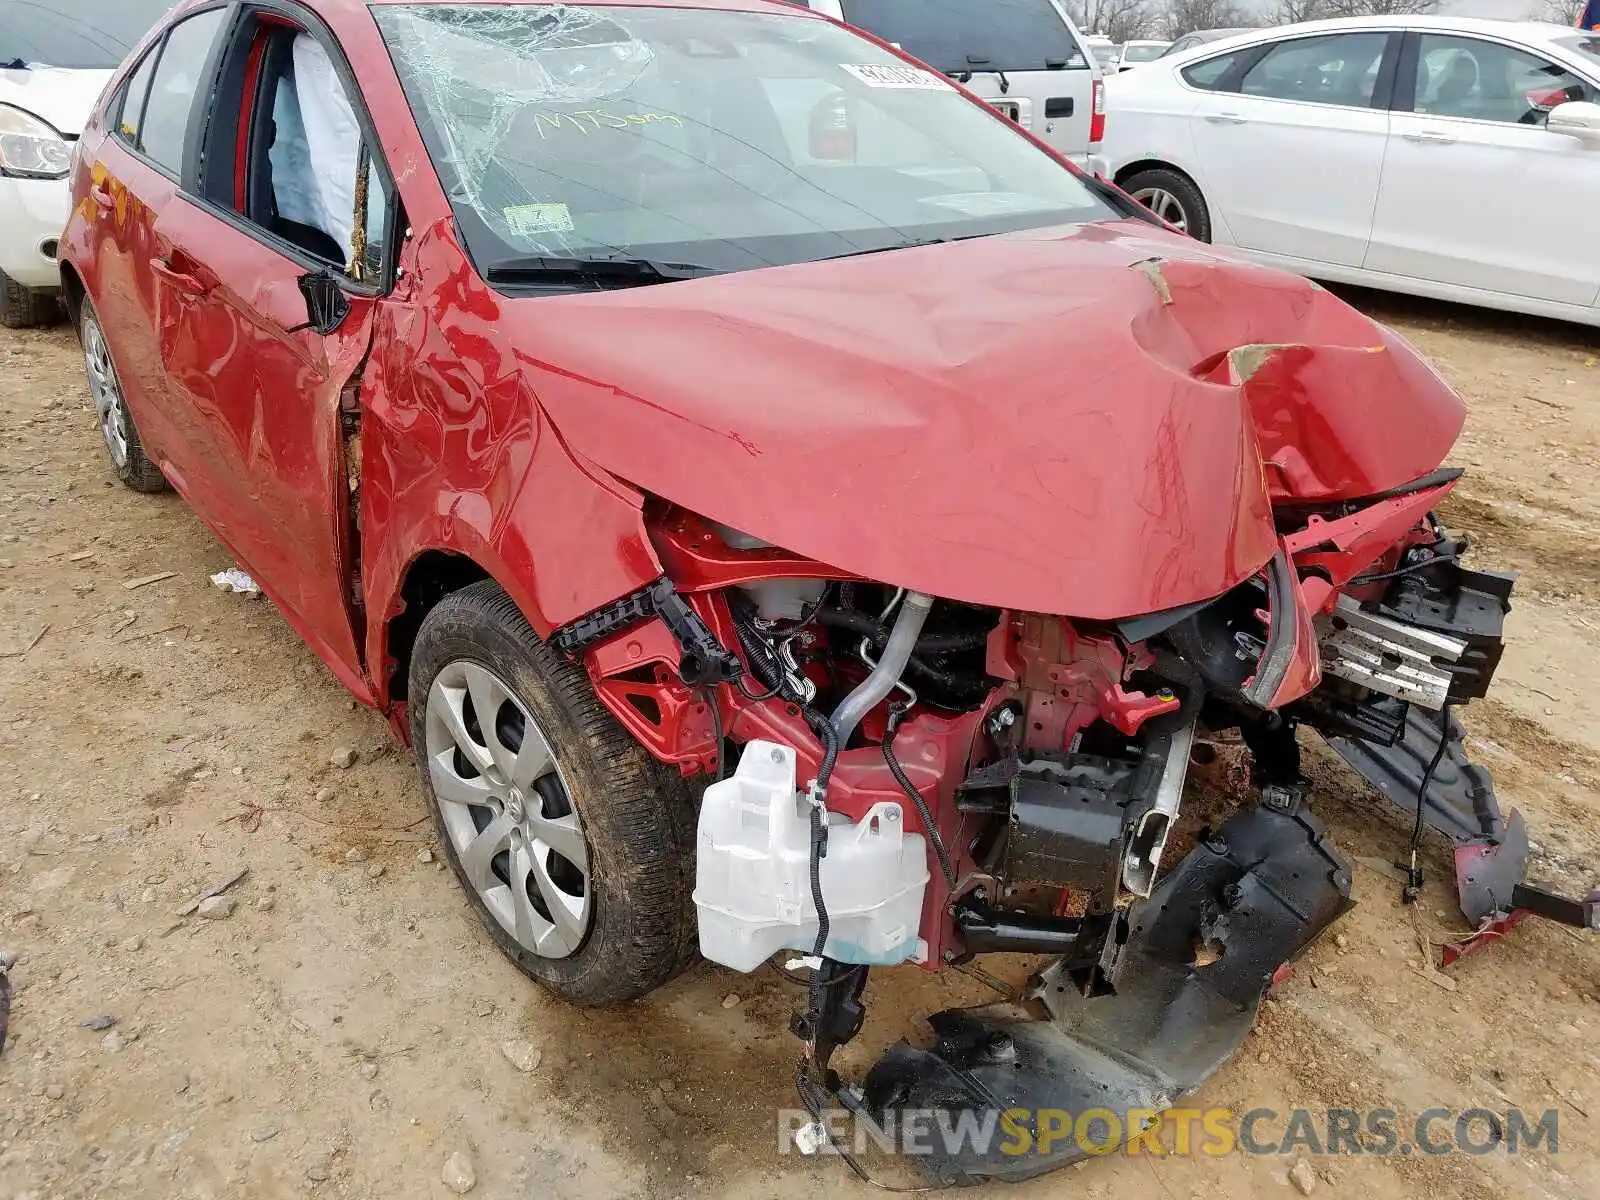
[1238,32,1389,109]
[115,45,159,142]
[838,0,1086,73]
[1181,48,1255,90]
[136,8,228,175]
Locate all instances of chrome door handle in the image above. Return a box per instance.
[1205,112,1248,124]
[1402,130,1456,144]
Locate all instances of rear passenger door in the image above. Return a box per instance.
[78,6,231,480]
[1185,30,1397,266]
[147,4,398,688]
[1365,32,1600,306]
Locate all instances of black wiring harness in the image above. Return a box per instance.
[732,600,904,1177]
[1403,701,1454,904]
[728,605,843,1036]
[883,701,957,890]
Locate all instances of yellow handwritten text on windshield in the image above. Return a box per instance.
[531,110,686,137]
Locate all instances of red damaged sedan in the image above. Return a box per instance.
[59,0,1595,1183]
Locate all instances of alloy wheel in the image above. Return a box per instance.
[424,660,591,958]
[1130,186,1188,233]
[81,315,130,467]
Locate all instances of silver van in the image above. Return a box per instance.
[796,0,1108,173]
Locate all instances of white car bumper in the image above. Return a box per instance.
[0,173,68,290]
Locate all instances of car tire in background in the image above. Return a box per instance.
[1,270,61,329]
[77,297,169,493]
[1121,168,1211,242]
[408,580,699,1006]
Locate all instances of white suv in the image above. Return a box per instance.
[795,0,1108,173]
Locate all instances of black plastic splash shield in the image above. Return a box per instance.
[861,805,1352,1185]
[1328,705,1501,844]
[1326,704,1541,925]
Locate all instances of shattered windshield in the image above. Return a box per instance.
[373,3,1114,283]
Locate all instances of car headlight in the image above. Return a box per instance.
[0,104,72,180]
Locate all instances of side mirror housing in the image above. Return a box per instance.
[1547,100,1600,143]
[296,268,350,335]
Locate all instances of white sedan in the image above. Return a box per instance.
[1102,17,1600,327]
[1116,39,1171,70]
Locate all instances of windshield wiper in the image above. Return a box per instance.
[483,255,722,287]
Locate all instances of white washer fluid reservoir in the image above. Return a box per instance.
[693,740,929,972]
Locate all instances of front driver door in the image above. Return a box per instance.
[1186,30,1396,266]
[1365,32,1600,306]
[149,12,393,693]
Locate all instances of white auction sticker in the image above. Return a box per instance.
[503,202,575,238]
[840,63,948,90]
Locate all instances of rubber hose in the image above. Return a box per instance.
[902,654,995,703]
[815,606,989,655]
[830,591,935,744]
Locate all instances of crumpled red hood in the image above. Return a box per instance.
[510,219,1465,619]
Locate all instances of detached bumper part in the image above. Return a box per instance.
[1325,563,1597,961]
[861,804,1352,1185]
[1328,700,1591,952]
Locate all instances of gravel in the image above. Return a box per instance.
[441,1150,476,1194]
[196,895,236,920]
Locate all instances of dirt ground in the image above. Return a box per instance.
[1,289,1598,1200]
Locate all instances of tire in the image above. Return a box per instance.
[1,270,61,329]
[408,580,698,1006]
[78,297,168,493]
[1121,168,1212,243]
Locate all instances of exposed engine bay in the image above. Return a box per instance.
[551,482,1598,1186]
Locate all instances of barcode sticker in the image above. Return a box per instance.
[503,203,575,237]
[840,63,948,90]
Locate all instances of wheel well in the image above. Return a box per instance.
[1113,159,1193,189]
[385,550,490,704]
[58,261,85,330]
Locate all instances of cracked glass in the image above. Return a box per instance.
[374,3,1114,281]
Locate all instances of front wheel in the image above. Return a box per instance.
[408,580,698,1005]
[1122,168,1212,243]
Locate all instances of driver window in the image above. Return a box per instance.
[243,27,393,280]
[1412,35,1591,126]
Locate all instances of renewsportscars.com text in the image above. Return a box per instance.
[777,1106,1562,1159]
